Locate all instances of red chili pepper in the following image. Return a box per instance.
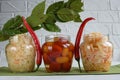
[74,17,95,72]
[22,16,42,72]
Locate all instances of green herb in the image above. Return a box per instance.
[0,15,23,41]
[45,14,56,23]
[26,1,47,27]
[26,14,47,27]
[70,0,83,12]
[0,0,83,42]
[2,15,22,31]
[57,8,73,22]
[70,10,82,22]
[46,1,64,14]
[42,23,61,32]
[31,1,45,17]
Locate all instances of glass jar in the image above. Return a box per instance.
[80,32,113,72]
[42,34,74,72]
[5,33,36,72]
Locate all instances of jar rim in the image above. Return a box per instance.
[83,32,109,43]
[45,34,70,42]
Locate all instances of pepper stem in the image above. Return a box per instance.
[33,65,40,72]
[76,59,82,72]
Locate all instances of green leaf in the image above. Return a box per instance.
[0,30,9,41]
[54,13,66,22]
[32,25,42,31]
[46,1,64,14]
[3,15,22,30]
[64,0,75,8]
[0,15,24,41]
[2,29,21,36]
[70,0,83,12]
[26,14,47,27]
[73,15,82,22]
[42,23,61,32]
[0,28,23,42]
[45,13,56,23]
[19,27,28,33]
[70,10,82,22]
[31,1,45,17]
[56,8,73,22]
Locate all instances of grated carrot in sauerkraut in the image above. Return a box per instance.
[80,32,113,72]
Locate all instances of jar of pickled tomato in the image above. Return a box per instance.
[80,32,113,72]
[42,34,74,72]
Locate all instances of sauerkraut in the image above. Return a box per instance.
[5,33,36,72]
[80,32,113,72]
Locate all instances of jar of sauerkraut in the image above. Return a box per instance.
[42,34,74,72]
[80,32,113,72]
[5,33,36,72]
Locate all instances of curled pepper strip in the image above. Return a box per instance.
[22,16,42,72]
[74,17,95,72]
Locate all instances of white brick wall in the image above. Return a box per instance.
[84,0,110,10]
[110,0,120,10]
[0,0,120,67]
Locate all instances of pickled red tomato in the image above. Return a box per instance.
[49,62,61,72]
[62,62,71,72]
[67,42,74,52]
[42,36,74,72]
[48,51,61,61]
[52,44,63,53]
[42,42,53,53]
[55,38,74,52]
[56,56,69,63]
[62,48,69,57]
[43,54,51,64]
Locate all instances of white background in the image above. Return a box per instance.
[0,0,120,79]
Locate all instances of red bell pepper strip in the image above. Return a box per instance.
[74,17,95,72]
[22,16,42,72]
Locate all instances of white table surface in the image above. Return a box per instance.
[0,75,120,80]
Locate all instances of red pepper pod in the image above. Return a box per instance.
[22,16,42,71]
[74,17,95,72]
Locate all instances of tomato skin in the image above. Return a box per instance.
[52,44,63,53]
[49,62,61,72]
[43,54,51,64]
[62,62,71,72]
[68,51,73,61]
[48,52,61,61]
[56,56,69,63]
[42,42,53,53]
[68,42,74,52]
[62,48,69,57]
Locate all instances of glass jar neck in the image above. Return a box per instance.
[45,34,70,42]
[9,33,33,44]
[83,32,108,43]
